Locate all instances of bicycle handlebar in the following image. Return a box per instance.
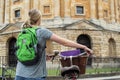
[51,50,94,62]
[59,52,89,59]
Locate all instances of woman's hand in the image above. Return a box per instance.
[84,46,93,55]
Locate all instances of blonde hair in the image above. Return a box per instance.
[22,9,42,29]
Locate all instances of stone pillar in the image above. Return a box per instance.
[0,0,4,24]
[90,0,96,19]
[64,0,71,24]
[38,0,41,10]
[64,0,70,17]
[97,0,107,27]
[38,0,42,18]
[54,0,60,18]
[110,0,115,23]
[54,0,62,26]
[24,0,30,18]
[115,0,119,23]
[29,0,33,9]
[33,0,39,9]
[118,0,120,22]
[4,0,10,23]
[98,0,103,19]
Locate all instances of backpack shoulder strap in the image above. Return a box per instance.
[36,28,46,49]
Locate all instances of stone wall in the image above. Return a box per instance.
[0,21,120,57]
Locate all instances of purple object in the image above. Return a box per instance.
[60,49,81,57]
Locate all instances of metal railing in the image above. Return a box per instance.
[89,57,120,74]
[47,56,120,76]
[0,56,119,77]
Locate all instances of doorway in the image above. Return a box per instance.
[77,34,92,66]
[8,37,17,67]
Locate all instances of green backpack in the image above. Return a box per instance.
[16,27,40,66]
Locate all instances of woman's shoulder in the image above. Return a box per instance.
[37,27,51,32]
[36,27,53,39]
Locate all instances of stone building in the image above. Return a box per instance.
[0,0,120,66]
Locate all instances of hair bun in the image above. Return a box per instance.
[22,9,41,29]
[28,9,41,25]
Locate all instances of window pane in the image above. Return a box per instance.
[15,10,20,18]
[76,6,84,14]
[44,6,50,14]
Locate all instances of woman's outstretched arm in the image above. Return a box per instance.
[50,33,93,54]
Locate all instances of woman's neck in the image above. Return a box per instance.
[32,23,40,26]
[32,24,39,26]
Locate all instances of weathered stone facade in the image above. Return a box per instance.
[0,0,120,66]
[0,20,120,57]
[0,0,120,24]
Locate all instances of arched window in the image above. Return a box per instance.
[77,34,92,66]
[108,38,116,57]
[8,37,17,67]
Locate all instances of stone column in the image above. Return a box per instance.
[110,0,115,23]
[115,0,119,23]
[90,0,96,19]
[64,0,70,17]
[38,0,41,10]
[54,0,62,26]
[98,0,103,19]
[54,0,60,18]
[24,0,30,18]
[4,0,10,23]
[29,0,33,9]
[118,0,120,22]
[33,0,39,9]
[64,0,71,24]
[38,0,42,19]
[98,0,107,27]
[0,0,4,24]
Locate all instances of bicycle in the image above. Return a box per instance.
[51,49,89,80]
[0,64,16,80]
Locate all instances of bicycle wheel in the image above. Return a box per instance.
[4,67,16,80]
[63,71,79,80]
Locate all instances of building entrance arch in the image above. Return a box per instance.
[77,34,92,66]
[8,37,17,67]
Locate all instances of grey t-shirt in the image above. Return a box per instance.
[16,28,53,78]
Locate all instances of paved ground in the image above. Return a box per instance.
[47,75,120,80]
[78,75,120,80]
